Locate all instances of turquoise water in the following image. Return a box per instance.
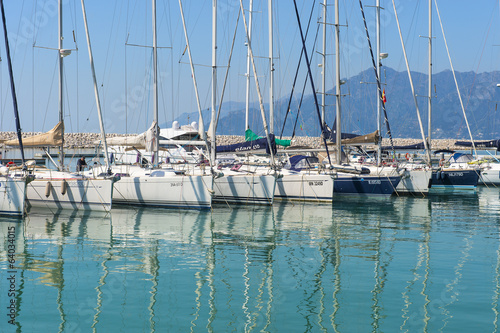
[1,188,500,332]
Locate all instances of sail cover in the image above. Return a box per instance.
[245,129,291,147]
[3,121,63,147]
[340,130,379,145]
[455,140,500,151]
[217,134,277,155]
[380,141,426,150]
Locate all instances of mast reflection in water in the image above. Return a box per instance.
[1,188,500,332]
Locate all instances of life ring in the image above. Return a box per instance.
[405,153,410,161]
[6,161,15,167]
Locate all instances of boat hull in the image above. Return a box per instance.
[479,164,500,185]
[113,175,213,209]
[396,169,432,195]
[430,169,479,191]
[0,177,27,217]
[213,174,276,205]
[275,173,334,202]
[334,175,401,195]
[27,178,114,212]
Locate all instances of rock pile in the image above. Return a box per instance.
[0,131,476,151]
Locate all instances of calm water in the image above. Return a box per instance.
[1,188,500,332]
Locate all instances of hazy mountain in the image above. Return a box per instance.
[166,68,500,140]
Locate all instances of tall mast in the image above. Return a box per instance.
[81,0,111,173]
[244,0,253,131]
[211,0,217,165]
[427,0,432,151]
[0,0,25,166]
[334,0,341,164]
[58,0,64,170]
[268,0,274,133]
[321,0,327,124]
[153,0,159,166]
[376,0,381,166]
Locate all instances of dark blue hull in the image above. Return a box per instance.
[431,169,479,190]
[334,176,401,196]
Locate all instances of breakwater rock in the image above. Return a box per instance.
[0,132,476,151]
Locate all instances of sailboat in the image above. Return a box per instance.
[425,0,480,191]
[101,0,214,209]
[0,0,32,216]
[361,0,434,196]
[209,0,278,205]
[455,139,500,185]
[4,0,117,212]
[271,0,336,202]
[325,0,401,195]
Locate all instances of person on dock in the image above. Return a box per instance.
[77,156,87,172]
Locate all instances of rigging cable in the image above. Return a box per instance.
[358,0,395,158]
[279,0,317,139]
[292,0,331,165]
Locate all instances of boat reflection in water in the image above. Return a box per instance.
[1,188,500,331]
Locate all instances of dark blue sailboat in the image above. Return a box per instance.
[430,153,480,191]
[334,175,401,196]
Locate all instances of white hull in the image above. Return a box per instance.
[0,177,27,216]
[213,174,276,205]
[27,178,114,212]
[113,174,213,209]
[275,173,334,202]
[396,169,432,195]
[480,163,500,185]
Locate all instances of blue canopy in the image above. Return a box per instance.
[287,155,319,171]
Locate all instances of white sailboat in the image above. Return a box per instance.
[0,0,32,217]
[14,0,116,212]
[271,0,335,202]
[209,0,278,205]
[102,0,214,209]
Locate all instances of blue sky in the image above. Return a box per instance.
[1,0,499,134]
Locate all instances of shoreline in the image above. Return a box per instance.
[0,131,480,151]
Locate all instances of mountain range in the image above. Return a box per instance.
[165,67,500,140]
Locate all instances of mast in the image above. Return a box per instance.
[178,0,207,145]
[80,0,111,173]
[211,0,217,165]
[153,0,159,166]
[244,0,253,131]
[268,0,274,133]
[58,0,64,171]
[321,0,327,124]
[334,0,341,164]
[391,0,431,164]
[427,0,432,151]
[0,0,25,166]
[239,0,276,165]
[376,0,381,166]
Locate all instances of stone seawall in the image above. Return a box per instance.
[0,132,475,151]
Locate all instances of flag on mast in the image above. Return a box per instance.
[382,89,387,104]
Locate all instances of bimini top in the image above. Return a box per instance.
[286,155,319,171]
[448,152,473,163]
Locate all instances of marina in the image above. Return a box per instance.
[1,0,500,330]
[1,187,500,331]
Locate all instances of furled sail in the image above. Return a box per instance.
[3,121,63,147]
[105,121,158,151]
